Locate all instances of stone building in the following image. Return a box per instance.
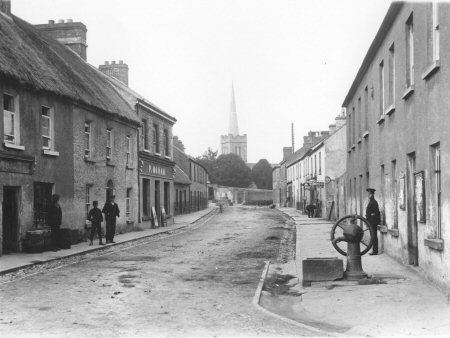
[343,2,450,289]
[189,158,209,212]
[220,84,247,162]
[0,5,140,254]
[107,76,177,227]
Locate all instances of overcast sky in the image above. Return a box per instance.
[13,0,392,163]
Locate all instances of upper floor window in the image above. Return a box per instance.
[318,152,322,175]
[153,124,160,154]
[388,43,395,107]
[364,86,369,132]
[379,60,385,116]
[432,3,439,62]
[3,93,18,144]
[106,128,113,160]
[163,129,169,157]
[84,122,91,158]
[41,106,53,149]
[142,119,149,151]
[126,188,132,220]
[126,135,132,166]
[406,14,414,87]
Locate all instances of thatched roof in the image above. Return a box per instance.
[0,14,140,125]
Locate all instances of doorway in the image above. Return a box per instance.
[2,187,20,253]
[407,152,418,266]
[155,180,160,224]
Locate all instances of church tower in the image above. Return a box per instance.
[221,83,248,162]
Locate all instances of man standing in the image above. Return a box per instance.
[47,194,62,251]
[365,188,381,255]
[102,195,120,244]
[88,201,104,246]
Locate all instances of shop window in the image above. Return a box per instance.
[34,182,53,227]
[142,179,150,217]
[126,188,132,220]
[126,135,132,166]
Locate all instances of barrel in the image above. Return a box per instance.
[70,229,79,245]
[58,228,71,249]
[23,230,45,253]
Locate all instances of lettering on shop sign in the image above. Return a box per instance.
[149,165,166,176]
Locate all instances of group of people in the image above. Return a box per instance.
[46,194,121,250]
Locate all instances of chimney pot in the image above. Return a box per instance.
[48,20,55,24]
[112,61,116,65]
[119,60,123,64]
[105,61,109,65]
[0,0,11,16]
[57,19,64,23]
[66,19,73,23]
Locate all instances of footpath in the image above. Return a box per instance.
[260,207,450,337]
[0,206,216,279]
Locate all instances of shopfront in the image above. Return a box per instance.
[139,156,174,227]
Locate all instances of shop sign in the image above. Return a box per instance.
[139,159,173,179]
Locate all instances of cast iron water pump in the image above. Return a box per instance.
[330,215,374,280]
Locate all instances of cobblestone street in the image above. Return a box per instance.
[0,207,315,337]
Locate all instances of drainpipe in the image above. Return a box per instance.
[136,102,141,223]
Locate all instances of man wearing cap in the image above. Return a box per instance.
[365,188,381,255]
[102,195,120,244]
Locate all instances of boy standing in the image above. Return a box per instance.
[88,201,104,246]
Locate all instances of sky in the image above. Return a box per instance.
[13,0,392,164]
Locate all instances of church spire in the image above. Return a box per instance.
[228,82,239,135]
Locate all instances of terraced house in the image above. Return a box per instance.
[0,2,142,254]
[343,2,450,289]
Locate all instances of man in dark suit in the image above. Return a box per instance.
[47,194,62,251]
[102,195,120,244]
[365,188,381,255]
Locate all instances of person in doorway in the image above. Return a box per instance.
[47,194,62,251]
[102,195,120,244]
[88,201,104,246]
[306,204,316,218]
[365,188,381,255]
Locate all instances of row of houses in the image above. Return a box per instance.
[273,114,347,221]
[0,1,208,255]
[274,2,450,291]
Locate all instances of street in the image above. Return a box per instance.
[0,207,315,337]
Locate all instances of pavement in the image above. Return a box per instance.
[0,206,216,278]
[258,207,450,337]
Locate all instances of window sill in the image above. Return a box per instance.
[84,157,96,163]
[424,238,444,251]
[42,149,59,157]
[402,85,415,100]
[351,144,355,150]
[3,142,25,151]
[387,228,399,237]
[142,149,151,154]
[154,152,161,157]
[165,155,171,160]
[378,225,388,233]
[422,60,440,81]
[385,104,395,116]
[376,114,386,125]
[363,131,369,139]
[126,165,134,170]
[126,220,135,225]
[347,148,352,153]
[106,161,115,167]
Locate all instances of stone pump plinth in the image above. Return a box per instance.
[330,215,374,280]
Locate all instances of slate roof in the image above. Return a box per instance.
[0,14,140,124]
[174,165,191,185]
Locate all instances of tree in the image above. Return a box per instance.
[195,148,219,183]
[251,159,273,190]
[215,154,252,188]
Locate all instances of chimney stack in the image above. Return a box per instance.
[99,60,129,86]
[0,0,11,16]
[34,19,88,61]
